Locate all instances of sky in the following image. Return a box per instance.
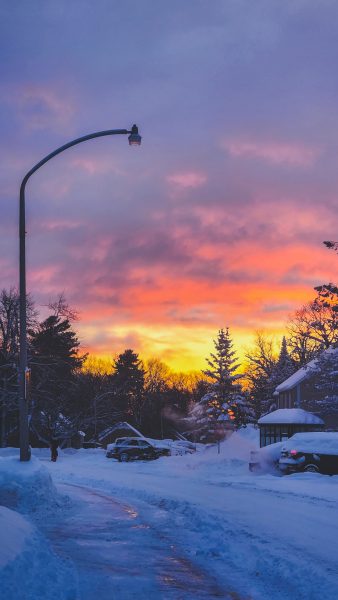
[1,0,338,371]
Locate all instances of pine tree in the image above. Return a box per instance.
[112,349,145,427]
[269,337,296,389]
[29,315,85,440]
[191,328,252,441]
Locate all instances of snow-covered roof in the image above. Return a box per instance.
[258,408,324,425]
[275,347,338,393]
[274,360,316,393]
[98,422,143,441]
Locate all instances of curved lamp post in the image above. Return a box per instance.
[19,124,141,461]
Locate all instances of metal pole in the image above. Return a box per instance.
[19,179,30,461]
[18,126,140,461]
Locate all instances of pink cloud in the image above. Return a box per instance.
[71,156,124,176]
[166,170,207,188]
[3,84,76,131]
[222,137,321,167]
[39,219,84,232]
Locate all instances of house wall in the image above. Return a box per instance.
[276,379,338,429]
[277,387,297,409]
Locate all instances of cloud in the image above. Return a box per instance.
[70,156,124,176]
[221,138,321,167]
[2,1,338,370]
[166,171,207,188]
[0,84,75,132]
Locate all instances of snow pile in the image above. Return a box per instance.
[0,452,78,599]
[0,506,33,568]
[0,454,57,513]
[0,506,77,600]
[170,425,259,474]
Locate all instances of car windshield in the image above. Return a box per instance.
[117,439,134,446]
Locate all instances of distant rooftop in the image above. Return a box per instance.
[98,421,143,441]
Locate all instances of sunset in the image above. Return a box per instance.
[1,2,337,371]
[1,3,338,599]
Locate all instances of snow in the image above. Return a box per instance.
[2,427,338,599]
[0,506,32,568]
[0,453,78,599]
[258,408,324,425]
[283,431,338,455]
[250,441,285,472]
[274,362,314,392]
[0,455,56,512]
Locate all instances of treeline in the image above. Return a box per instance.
[0,291,208,445]
[0,270,337,445]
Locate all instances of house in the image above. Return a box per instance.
[257,347,338,447]
[273,347,338,429]
[258,408,324,447]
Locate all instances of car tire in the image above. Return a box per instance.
[119,453,129,462]
[304,464,319,473]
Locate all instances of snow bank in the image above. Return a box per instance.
[167,425,259,475]
[0,454,57,513]
[0,505,77,600]
[0,452,78,599]
[0,506,33,568]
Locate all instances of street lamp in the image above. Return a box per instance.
[19,124,141,461]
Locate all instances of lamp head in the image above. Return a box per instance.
[128,124,142,146]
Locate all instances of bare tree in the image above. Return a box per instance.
[243,331,278,418]
[47,293,79,322]
[0,288,37,446]
[287,299,338,365]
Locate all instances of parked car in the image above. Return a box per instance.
[279,432,338,475]
[106,437,170,462]
[169,440,197,455]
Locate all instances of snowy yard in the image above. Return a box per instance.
[1,429,338,599]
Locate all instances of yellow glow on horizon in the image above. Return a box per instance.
[82,323,286,373]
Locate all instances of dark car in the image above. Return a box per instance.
[279,432,338,475]
[106,437,170,462]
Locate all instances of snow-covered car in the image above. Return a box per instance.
[279,432,338,475]
[170,440,197,455]
[106,437,170,462]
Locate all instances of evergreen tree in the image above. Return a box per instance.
[29,315,85,441]
[269,337,296,389]
[191,328,251,441]
[112,349,145,427]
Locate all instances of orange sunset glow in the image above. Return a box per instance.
[1,4,337,372]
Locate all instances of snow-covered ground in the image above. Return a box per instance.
[1,427,338,599]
